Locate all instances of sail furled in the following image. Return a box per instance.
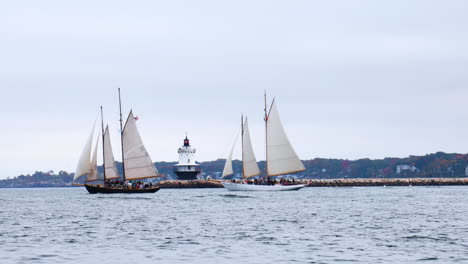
[74,124,96,181]
[242,118,261,178]
[122,111,159,180]
[222,133,239,178]
[103,125,120,180]
[87,131,101,182]
[266,101,305,176]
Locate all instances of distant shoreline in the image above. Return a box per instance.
[1,178,467,189]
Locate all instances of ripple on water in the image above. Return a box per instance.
[96,196,152,200]
[219,194,253,198]
[38,254,58,258]
[418,257,439,261]
[402,235,443,241]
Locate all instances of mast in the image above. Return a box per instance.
[241,113,245,178]
[101,106,106,181]
[264,91,268,181]
[118,88,126,182]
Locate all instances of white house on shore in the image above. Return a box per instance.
[396,165,419,174]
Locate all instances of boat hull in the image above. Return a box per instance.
[84,184,160,194]
[221,182,305,191]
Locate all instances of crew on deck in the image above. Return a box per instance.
[230,178,296,186]
[104,180,153,189]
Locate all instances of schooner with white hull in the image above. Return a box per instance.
[73,89,161,194]
[221,95,306,191]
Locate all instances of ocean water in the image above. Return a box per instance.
[0,186,467,264]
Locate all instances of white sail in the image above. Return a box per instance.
[122,111,159,180]
[242,118,261,178]
[103,125,120,180]
[87,131,101,182]
[74,124,96,181]
[222,133,239,178]
[266,101,305,176]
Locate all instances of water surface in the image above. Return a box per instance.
[0,186,467,263]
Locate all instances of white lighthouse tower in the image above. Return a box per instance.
[173,136,201,180]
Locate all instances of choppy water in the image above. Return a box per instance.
[0,186,467,264]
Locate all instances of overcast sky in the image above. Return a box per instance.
[1,0,467,179]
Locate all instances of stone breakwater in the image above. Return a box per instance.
[158,178,468,188]
[159,180,223,188]
[301,178,468,187]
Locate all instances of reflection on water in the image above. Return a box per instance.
[0,186,467,264]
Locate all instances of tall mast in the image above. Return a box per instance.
[264,91,268,180]
[241,113,245,178]
[118,88,126,182]
[101,106,106,181]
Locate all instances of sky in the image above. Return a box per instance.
[1,0,467,179]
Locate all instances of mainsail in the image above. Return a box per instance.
[103,125,120,180]
[74,124,96,181]
[122,111,159,180]
[222,133,239,178]
[266,101,305,176]
[87,131,101,182]
[242,118,261,178]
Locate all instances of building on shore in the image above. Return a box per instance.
[396,164,419,174]
[173,136,201,180]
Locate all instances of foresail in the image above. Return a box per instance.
[242,118,261,178]
[74,124,95,181]
[266,101,305,176]
[87,131,100,182]
[222,133,239,178]
[103,126,120,180]
[123,111,159,180]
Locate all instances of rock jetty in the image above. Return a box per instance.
[300,178,468,187]
[158,180,223,188]
[158,178,468,188]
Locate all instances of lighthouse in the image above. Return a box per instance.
[173,136,201,180]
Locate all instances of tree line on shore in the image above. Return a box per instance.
[1,152,467,188]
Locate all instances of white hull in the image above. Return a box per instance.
[221,182,305,191]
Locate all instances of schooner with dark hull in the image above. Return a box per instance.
[73,89,161,194]
[84,184,159,194]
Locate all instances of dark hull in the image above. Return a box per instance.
[84,184,160,194]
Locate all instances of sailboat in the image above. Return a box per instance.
[221,94,306,191]
[73,88,161,194]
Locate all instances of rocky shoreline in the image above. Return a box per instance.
[158,180,223,188]
[302,178,468,187]
[158,178,468,188]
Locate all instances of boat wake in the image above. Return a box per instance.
[96,196,153,200]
